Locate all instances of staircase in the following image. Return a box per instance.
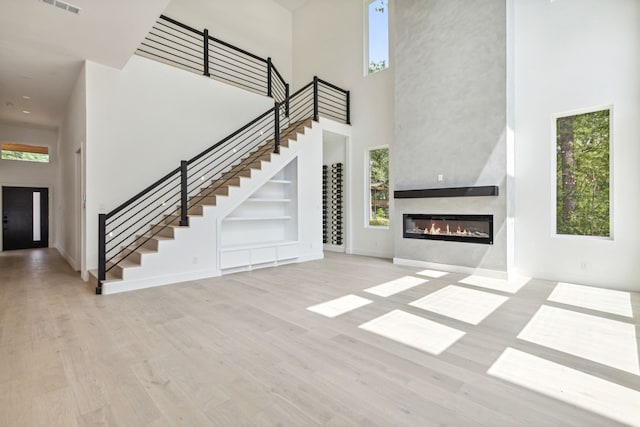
[93,15,350,294]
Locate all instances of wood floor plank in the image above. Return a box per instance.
[0,248,638,426]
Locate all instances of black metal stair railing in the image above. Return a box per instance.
[97,76,349,294]
[137,15,290,104]
[97,15,351,294]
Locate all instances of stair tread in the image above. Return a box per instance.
[165,213,203,218]
[151,223,188,230]
[128,247,157,255]
[89,269,122,284]
[108,258,140,268]
[139,234,174,241]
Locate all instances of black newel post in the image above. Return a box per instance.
[285,83,290,118]
[274,103,280,154]
[267,57,272,98]
[97,213,106,294]
[203,29,210,77]
[180,161,189,226]
[313,76,319,122]
[346,90,351,125]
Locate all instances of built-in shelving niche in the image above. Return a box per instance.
[219,158,299,271]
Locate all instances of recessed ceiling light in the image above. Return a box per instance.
[22,95,31,100]
[22,110,31,114]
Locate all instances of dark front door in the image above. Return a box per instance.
[2,187,49,250]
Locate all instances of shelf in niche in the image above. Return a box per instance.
[268,179,292,184]
[220,240,299,252]
[394,186,499,199]
[223,216,292,222]
[245,198,292,203]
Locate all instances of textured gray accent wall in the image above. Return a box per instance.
[393,0,507,271]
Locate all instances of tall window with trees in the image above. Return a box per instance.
[368,146,389,227]
[555,108,611,237]
[366,0,389,75]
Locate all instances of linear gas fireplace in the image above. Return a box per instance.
[403,214,493,245]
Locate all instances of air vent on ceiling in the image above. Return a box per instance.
[41,0,81,15]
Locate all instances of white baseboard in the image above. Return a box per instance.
[56,246,79,271]
[101,268,222,295]
[296,252,324,263]
[347,248,393,259]
[323,243,345,253]
[393,257,508,280]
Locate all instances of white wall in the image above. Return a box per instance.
[0,121,58,251]
[514,0,640,290]
[57,64,86,270]
[83,55,274,273]
[163,0,293,82]
[293,0,395,258]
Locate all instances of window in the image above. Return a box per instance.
[1,142,49,163]
[555,108,611,237]
[368,146,389,227]
[366,0,389,75]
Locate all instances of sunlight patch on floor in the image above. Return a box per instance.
[307,295,373,318]
[358,309,465,355]
[415,269,448,278]
[548,282,633,318]
[518,305,639,375]
[458,275,528,294]
[488,348,640,427]
[409,285,509,325]
[364,276,427,297]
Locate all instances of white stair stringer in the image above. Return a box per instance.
[99,117,350,295]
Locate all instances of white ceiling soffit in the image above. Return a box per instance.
[271,0,310,12]
[0,0,170,128]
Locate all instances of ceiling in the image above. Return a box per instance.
[0,0,170,129]
[0,0,312,130]
[271,0,310,12]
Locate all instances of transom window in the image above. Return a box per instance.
[1,142,50,163]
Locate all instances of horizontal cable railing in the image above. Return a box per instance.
[137,15,288,103]
[317,78,350,125]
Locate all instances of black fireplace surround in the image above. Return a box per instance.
[403,214,493,245]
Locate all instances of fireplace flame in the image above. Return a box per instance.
[408,215,491,240]
[424,222,470,236]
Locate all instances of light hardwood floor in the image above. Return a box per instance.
[0,248,639,426]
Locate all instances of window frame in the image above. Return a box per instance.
[364,0,390,77]
[365,144,390,229]
[550,104,614,241]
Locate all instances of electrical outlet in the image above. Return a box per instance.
[437,174,444,182]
